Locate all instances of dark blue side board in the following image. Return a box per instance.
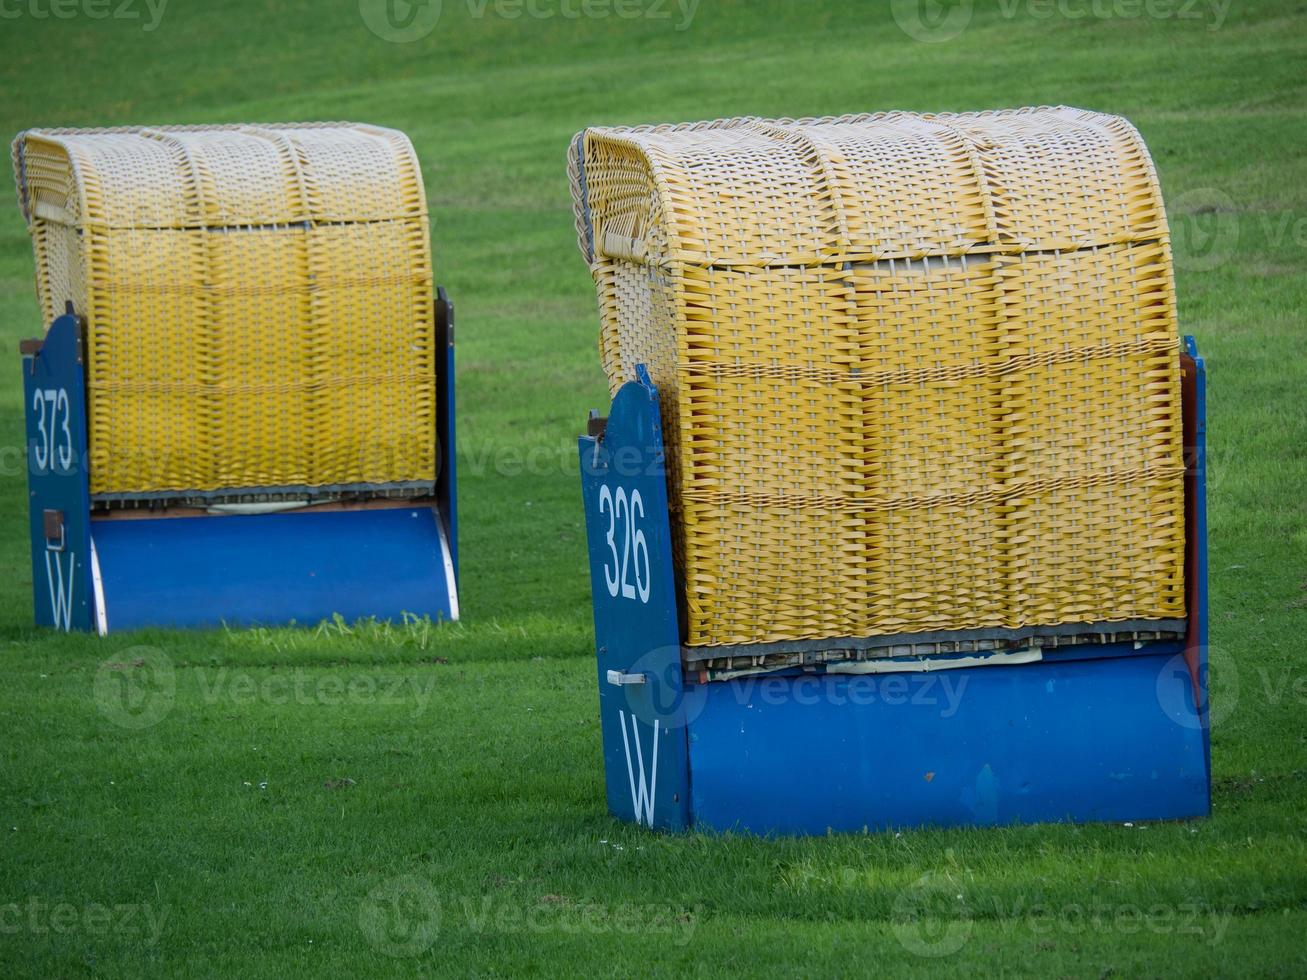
[436,285,458,586]
[578,368,691,830]
[1182,335,1211,798]
[22,314,95,632]
[92,507,457,631]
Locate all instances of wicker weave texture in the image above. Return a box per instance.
[13,123,436,498]
[569,106,1186,647]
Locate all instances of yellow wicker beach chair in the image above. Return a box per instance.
[15,123,458,633]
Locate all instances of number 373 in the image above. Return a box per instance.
[598,484,651,604]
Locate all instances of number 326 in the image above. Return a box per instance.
[598,485,650,604]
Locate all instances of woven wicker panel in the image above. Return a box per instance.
[570,106,1186,647]
[13,123,435,499]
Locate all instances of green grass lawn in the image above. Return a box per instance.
[1,0,1305,975]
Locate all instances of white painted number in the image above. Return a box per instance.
[32,387,73,473]
[598,485,651,604]
[599,485,620,597]
[31,385,77,629]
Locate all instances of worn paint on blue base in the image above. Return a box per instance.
[687,651,1208,835]
[582,355,1212,836]
[92,507,457,631]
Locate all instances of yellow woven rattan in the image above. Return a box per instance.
[568,106,1186,647]
[13,123,436,499]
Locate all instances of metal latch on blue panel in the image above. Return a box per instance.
[43,510,65,551]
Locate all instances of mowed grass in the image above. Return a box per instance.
[1,1,1305,975]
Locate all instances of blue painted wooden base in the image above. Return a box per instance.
[688,650,1208,835]
[92,506,458,631]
